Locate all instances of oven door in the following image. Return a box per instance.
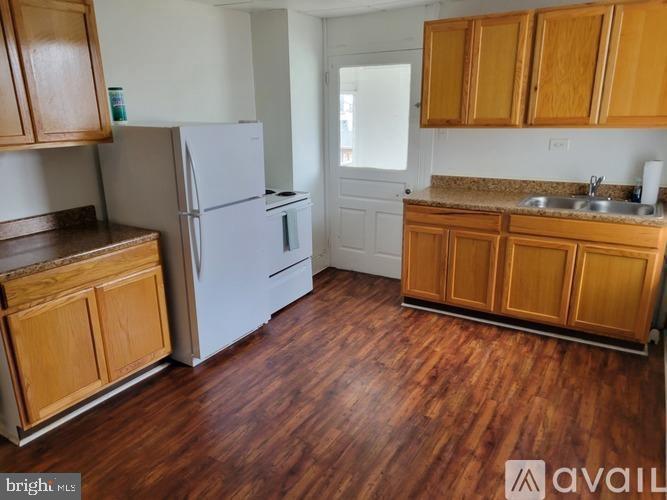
[266,198,313,276]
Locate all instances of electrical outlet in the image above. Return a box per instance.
[549,138,570,152]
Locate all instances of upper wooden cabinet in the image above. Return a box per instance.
[422,0,667,127]
[421,12,531,127]
[421,19,472,126]
[468,13,532,126]
[528,5,613,125]
[10,0,111,143]
[600,1,667,125]
[0,0,32,146]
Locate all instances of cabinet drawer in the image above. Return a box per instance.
[508,215,662,249]
[404,205,501,232]
[1,241,160,309]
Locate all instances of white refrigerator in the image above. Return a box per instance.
[99,123,269,366]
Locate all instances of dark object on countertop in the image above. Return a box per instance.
[265,189,276,195]
[631,181,642,203]
[277,191,297,197]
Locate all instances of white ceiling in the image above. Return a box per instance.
[190,0,443,18]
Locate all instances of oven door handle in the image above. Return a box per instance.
[266,202,314,219]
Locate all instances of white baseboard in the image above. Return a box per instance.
[15,363,169,447]
[403,302,648,356]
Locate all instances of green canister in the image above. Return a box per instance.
[108,87,128,122]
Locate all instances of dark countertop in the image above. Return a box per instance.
[0,222,159,282]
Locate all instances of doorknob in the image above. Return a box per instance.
[404,188,412,195]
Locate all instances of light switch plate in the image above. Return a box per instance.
[549,138,570,151]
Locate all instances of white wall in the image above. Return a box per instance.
[251,10,294,189]
[96,0,256,123]
[325,2,667,187]
[326,4,440,55]
[436,129,667,184]
[0,148,104,222]
[251,9,329,273]
[287,11,328,273]
[0,0,256,223]
[438,0,591,17]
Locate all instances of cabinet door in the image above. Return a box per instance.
[96,267,171,382]
[468,13,532,126]
[11,0,111,143]
[0,0,32,146]
[600,1,667,126]
[446,230,499,312]
[528,5,613,125]
[402,224,447,302]
[569,244,659,341]
[6,289,108,426]
[501,237,577,325]
[421,19,473,126]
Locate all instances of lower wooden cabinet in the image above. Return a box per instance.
[402,205,666,344]
[401,224,447,302]
[96,267,171,382]
[446,230,499,311]
[501,237,577,325]
[6,289,109,424]
[569,244,660,341]
[2,251,171,428]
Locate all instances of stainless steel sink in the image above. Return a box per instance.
[519,195,663,218]
[588,199,660,216]
[520,196,589,210]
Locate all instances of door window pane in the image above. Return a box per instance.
[339,64,411,170]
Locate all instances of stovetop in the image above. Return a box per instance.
[265,189,310,210]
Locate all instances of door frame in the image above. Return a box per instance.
[324,49,433,277]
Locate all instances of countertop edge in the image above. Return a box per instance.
[403,197,667,228]
[0,231,160,283]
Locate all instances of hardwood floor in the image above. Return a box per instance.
[0,269,664,498]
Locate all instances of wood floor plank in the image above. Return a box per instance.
[0,269,663,498]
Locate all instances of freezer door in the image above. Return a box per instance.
[174,123,266,212]
[180,197,269,361]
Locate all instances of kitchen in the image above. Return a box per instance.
[0,0,666,497]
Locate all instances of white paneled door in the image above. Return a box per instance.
[327,50,424,278]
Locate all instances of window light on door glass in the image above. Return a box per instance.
[339,64,410,171]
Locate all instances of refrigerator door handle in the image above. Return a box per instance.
[181,211,204,280]
[184,140,204,279]
[185,140,203,214]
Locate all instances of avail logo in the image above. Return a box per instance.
[505,460,546,500]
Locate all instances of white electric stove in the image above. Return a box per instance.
[265,189,313,314]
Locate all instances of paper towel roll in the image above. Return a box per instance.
[641,160,663,205]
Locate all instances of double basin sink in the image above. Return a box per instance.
[519,196,663,218]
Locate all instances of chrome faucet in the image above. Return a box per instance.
[588,175,605,197]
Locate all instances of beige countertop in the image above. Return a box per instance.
[405,186,667,227]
